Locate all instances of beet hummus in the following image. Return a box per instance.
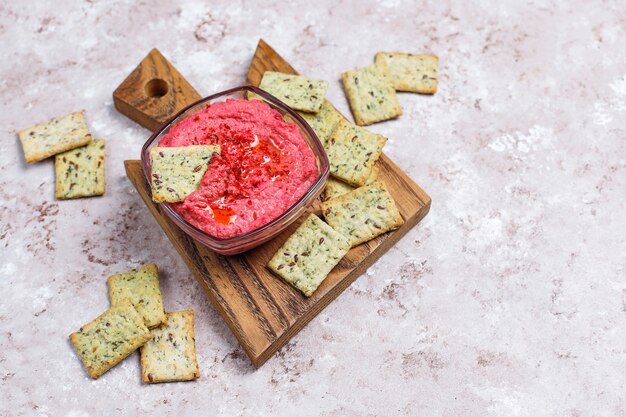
[158,99,318,238]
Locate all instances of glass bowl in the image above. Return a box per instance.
[140,85,329,255]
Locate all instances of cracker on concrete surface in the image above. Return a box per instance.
[149,145,220,203]
[320,180,404,247]
[140,309,200,384]
[107,263,166,329]
[267,214,350,297]
[54,139,105,199]
[341,64,402,125]
[19,111,92,164]
[69,299,152,379]
[259,71,328,113]
[375,52,438,94]
[325,119,386,186]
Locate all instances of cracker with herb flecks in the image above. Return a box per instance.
[375,52,438,94]
[54,139,105,199]
[18,111,92,164]
[267,214,350,297]
[107,263,166,329]
[320,180,404,247]
[140,310,200,384]
[259,71,328,113]
[69,299,152,379]
[298,99,345,145]
[149,145,220,203]
[322,165,379,201]
[325,119,386,187]
[341,64,402,126]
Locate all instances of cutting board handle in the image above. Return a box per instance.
[112,48,202,132]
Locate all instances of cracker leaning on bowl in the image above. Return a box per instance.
[325,119,386,187]
[321,180,404,247]
[341,64,402,126]
[259,71,329,113]
[323,165,379,201]
[149,145,220,203]
[69,299,152,379]
[297,99,345,144]
[375,52,438,94]
[18,111,92,164]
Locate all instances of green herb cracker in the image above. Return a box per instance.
[325,119,386,186]
[107,263,166,329]
[322,165,379,201]
[19,111,92,164]
[140,310,200,384]
[268,214,350,297]
[259,71,328,113]
[149,145,220,203]
[54,139,105,199]
[341,64,402,126]
[375,52,438,94]
[298,99,344,144]
[321,180,404,247]
[69,299,152,379]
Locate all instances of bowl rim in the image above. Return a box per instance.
[140,85,329,247]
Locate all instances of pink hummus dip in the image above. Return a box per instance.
[158,99,318,238]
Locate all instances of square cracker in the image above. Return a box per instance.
[322,165,379,201]
[267,214,350,297]
[107,263,166,329]
[149,145,220,203]
[55,139,106,199]
[320,180,404,247]
[325,119,386,187]
[140,309,200,384]
[298,99,345,145]
[341,64,402,125]
[69,299,152,379]
[375,52,438,94]
[259,71,328,113]
[18,111,92,164]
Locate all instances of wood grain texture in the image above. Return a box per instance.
[122,39,431,367]
[113,48,201,131]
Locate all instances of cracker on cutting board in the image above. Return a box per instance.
[375,52,438,94]
[298,99,345,144]
[322,165,379,201]
[140,309,200,384]
[69,299,152,379]
[325,119,386,187]
[107,263,166,329]
[18,111,92,164]
[267,214,350,297]
[341,64,402,126]
[54,139,106,200]
[320,180,404,247]
[259,71,328,113]
[149,145,220,203]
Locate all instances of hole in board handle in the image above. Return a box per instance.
[144,78,169,98]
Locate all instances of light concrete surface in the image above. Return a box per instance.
[1,1,624,416]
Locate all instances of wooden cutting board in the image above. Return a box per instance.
[121,39,431,367]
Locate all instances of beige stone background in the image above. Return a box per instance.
[1,0,625,416]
